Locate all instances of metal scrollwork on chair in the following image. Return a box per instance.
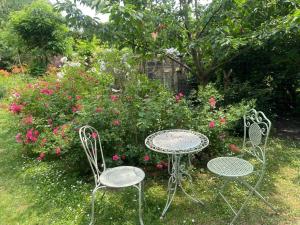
[243,109,271,163]
[79,125,145,225]
[207,109,277,225]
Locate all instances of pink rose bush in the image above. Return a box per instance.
[9,103,23,114]
[7,50,252,170]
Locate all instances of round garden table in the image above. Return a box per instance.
[145,129,209,218]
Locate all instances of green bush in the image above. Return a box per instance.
[7,48,252,171]
[8,0,73,75]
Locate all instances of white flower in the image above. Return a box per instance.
[111,88,121,93]
[57,72,64,79]
[60,56,68,63]
[90,67,97,73]
[99,61,106,71]
[67,62,81,67]
[165,47,180,56]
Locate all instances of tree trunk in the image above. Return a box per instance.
[190,48,208,85]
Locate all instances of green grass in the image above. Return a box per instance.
[0,76,299,225]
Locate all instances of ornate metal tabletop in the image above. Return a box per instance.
[145,129,209,154]
[145,129,209,218]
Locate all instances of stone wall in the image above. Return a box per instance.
[141,58,188,93]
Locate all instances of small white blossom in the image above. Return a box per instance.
[111,88,121,93]
[67,62,81,67]
[99,61,106,71]
[165,47,180,56]
[57,72,64,79]
[60,56,68,63]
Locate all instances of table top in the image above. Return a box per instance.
[145,129,209,154]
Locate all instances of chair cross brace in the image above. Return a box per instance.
[216,177,278,225]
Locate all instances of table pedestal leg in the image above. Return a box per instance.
[160,154,204,218]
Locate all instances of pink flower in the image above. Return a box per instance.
[175,92,184,103]
[156,163,163,170]
[9,103,23,114]
[91,132,98,139]
[55,147,61,156]
[53,126,60,135]
[22,115,33,125]
[76,95,81,100]
[220,117,226,125]
[40,89,54,95]
[209,121,215,128]
[110,95,119,102]
[112,120,121,126]
[27,84,33,89]
[144,155,150,161]
[12,92,21,98]
[26,128,39,142]
[68,96,72,100]
[16,133,22,143]
[209,97,216,108]
[112,154,119,161]
[95,107,103,113]
[229,144,241,153]
[37,152,46,161]
[72,104,82,113]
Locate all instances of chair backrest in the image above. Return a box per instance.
[242,109,271,164]
[79,125,106,185]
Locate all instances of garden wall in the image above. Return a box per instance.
[141,58,188,93]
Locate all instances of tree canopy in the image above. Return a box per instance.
[60,0,300,85]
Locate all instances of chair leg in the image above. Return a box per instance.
[89,186,106,225]
[240,180,278,213]
[230,187,255,225]
[90,189,97,225]
[138,182,144,225]
[216,178,230,201]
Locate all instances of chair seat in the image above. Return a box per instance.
[100,166,145,188]
[207,157,254,177]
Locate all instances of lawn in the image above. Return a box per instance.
[0,78,299,225]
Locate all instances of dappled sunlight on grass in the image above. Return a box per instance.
[0,105,299,224]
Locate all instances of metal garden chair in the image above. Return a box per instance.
[207,109,278,224]
[79,125,145,225]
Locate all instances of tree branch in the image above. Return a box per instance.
[206,46,251,74]
[114,32,194,73]
[196,0,227,39]
[165,54,193,73]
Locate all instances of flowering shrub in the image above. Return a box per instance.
[0,69,11,77]
[7,48,253,170]
[186,84,255,163]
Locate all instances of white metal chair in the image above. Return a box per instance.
[207,109,278,224]
[79,125,145,225]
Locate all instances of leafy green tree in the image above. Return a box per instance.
[67,0,299,85]
[9,0,72,74]
[0,0,34,69]
[0,0,34,26]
